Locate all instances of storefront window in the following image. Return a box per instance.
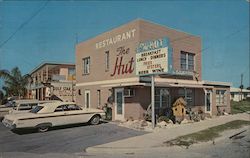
[155,88,170,110]
[178,88,194,106]
[82,57,90,74]
[216,90,227,105]
[180,51,195,71]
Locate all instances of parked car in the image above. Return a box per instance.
[9,100,60,114]
[0,99,20,120]
[2,102,105,132]
[0,99,57,119]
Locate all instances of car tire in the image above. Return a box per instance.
[37,126,49,132]
[90,115,100,125]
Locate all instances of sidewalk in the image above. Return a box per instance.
[86,113,250,154]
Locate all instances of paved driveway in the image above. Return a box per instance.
[0,122,146,156]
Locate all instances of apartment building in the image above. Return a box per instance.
[29,62,76,102]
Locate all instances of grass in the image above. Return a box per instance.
[231,100,250,114]
[164,120,250,147]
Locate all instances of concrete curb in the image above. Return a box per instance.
[85,146,177,154]
[86,126,250,154]
[86,116,250,154]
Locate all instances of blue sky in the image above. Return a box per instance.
[0,0,249,88]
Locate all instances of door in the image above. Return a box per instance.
[205,90,212,114]
[84,90,90,108]
[115,88,124,120]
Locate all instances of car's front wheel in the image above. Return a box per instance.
[90,115,100,125]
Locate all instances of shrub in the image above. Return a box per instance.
[158,116,169,123]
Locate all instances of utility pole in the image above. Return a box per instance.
[151,75,155,129]
[240,74,243,101]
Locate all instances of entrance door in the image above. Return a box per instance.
[115,88,124,120]
[84,90,90,108]
[205,90,212,114]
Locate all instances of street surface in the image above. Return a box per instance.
[0,122,146,157]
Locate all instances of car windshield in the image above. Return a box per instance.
[30,106,43,113]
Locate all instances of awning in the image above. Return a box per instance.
[168,83,213,89]
[101,82,149,88]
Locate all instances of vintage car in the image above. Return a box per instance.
[0,100,59,119]
[2,102,105,132]
[9,100,60,114]
[0,99,37,120]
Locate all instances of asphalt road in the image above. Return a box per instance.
[0,121,146,157]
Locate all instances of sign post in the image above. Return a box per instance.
[151,75,155,128]
[136,37,172,129]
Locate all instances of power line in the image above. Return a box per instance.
[170,26,248,54]
[0,0,50,48]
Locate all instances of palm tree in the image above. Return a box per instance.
[0,67,32,99]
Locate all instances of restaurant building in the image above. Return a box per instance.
[76,19,231,121]
[28,62,76,102]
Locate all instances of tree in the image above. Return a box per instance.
[0,67,32,99]
[0,89,3,104]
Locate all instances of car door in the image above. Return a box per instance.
[51,105,68,126]
[64,104,90,124]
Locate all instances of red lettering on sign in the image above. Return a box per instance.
[110,57,134,76]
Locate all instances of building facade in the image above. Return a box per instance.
[230,87,250,102]
[76,19,231,121]
[29,62,76,102]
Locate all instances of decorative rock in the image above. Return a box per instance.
[168,120,174,124]
[181,118,189,124]
[141,120,148,127]
[158,121,167,127]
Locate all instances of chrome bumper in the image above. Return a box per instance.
[2,119,16,129]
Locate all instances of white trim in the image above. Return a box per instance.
[76,77,140,87]
[205,89,212,114]
[101,82,148,88]
[203,80,231,87]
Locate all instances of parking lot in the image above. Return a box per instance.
[0,121,146,157]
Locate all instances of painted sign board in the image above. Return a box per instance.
[136,37,172,76]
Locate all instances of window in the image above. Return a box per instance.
[231,93,234,99]
[17,103,37,111]
[180,51,195,71]
[85,90,90,108]
[82,57,90,74]
[97,90,101,108]
[124,88,135,97]
[155,88,170,109]
[30,106,43,113]
[216,90,227,105]
[105,51,109,71]
[54,105,65,112]
[68,68,75,80]
[65,104,81,111]
[178,88,194,106]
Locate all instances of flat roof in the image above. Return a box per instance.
[202,80,231,87]
[30,61,75,75]
[230,87,250,92]
[76,18,200,47]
